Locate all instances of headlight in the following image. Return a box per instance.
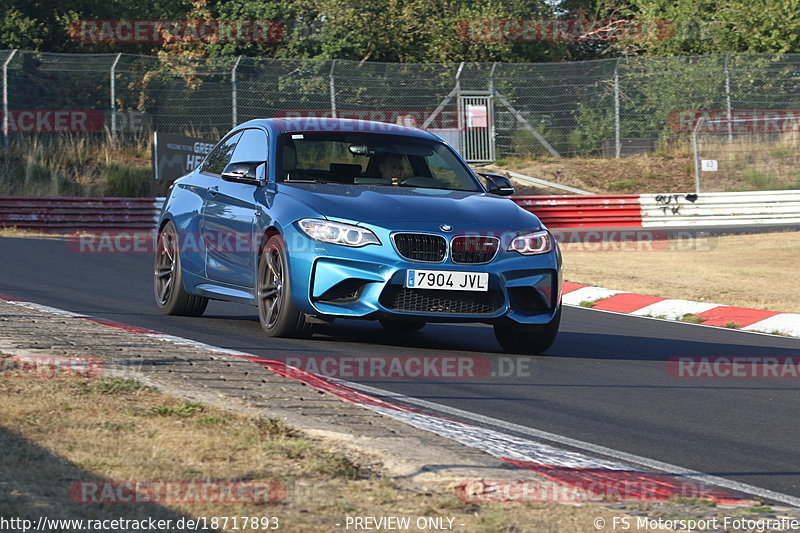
[508,230,552,255]
[297,219,380,247]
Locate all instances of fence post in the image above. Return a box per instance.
[489,62,497,159]
[614,59,621,159]
[110,53,122,143]
[692,118,703,194]
[231,55,243,128]
[724,53,733,144]
[329,59,337,118]
[2,49,18,149]
[421,62,464,130]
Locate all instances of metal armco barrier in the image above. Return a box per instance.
[0,197,164,231]
[2,191,799,232]
[512,195,643,228]
[640,190,800,227]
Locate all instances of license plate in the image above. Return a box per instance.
[405,270,489,292]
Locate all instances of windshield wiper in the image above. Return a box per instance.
[285,178,335,184]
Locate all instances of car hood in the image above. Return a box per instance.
[279,183,541,230]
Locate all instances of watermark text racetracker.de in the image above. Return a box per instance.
[456,478,718,503]
[456,19,718,42]
[0,110,104,133]
[668,356,800,378]
[276,354,532,380]
[69,229,716,254]
[669,109,800,132]
[0,516,280,532]
[552,229,716,253]
[1,354,104,379]
[69,480,285,504]
[0,352,146,380]
[69,20,285,43]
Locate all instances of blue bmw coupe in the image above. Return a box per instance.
[154,118,562,354]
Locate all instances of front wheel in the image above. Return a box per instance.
[493,307,561,355]
[154,221,208,316]
[257,235,311,338]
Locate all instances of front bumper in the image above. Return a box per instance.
[283,221,561,325]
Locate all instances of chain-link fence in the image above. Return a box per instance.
[3,49,800,160]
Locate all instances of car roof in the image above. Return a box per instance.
[237,117,442,141]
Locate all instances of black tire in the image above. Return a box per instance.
[379,319,426,332]
[257,235,312,338]
[493,307,561,355]
[154,221,208,316]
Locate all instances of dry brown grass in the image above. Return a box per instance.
[562,231,800,313]
[489,151,695,194]
[491,137,800,194]
[0,133,152,197]
[0,228,67,238]
[0,374,642,533]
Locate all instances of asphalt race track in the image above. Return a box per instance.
[1,236,799,498]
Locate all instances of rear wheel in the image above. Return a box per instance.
[257,235,311,338]
[154,221,208,316]
[379,319,426,332]
[493,307,561,355]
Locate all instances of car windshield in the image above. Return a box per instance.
[277,132,482,192]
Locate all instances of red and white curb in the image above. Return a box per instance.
[2,293,799,507]
[562,282,800,337]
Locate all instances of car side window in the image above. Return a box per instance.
[202,131,243,175]
[230,129,268,164]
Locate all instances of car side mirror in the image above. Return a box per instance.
[479,172,515,196]
[221,161,267,186]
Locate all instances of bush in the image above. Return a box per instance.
[105,163,151,197]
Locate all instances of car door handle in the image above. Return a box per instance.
[208,186,219,196]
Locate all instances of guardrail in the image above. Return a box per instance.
[512,195,643,228]
[1,191,799,232]
[515,190,800,228]
[639,191,800,227]
[0,197,163,232]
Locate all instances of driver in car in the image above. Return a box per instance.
[378,153,405,184]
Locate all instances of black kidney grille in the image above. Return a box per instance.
[451,235,499,264]
[380,286,503,315]
[393,233,447,262]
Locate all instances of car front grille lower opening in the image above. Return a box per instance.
[393,233,447,262]
[379,285,503,315]
[450,235,500,264]
[507,286,551,314]
[315,279,367,304]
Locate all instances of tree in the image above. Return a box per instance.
[594,0,800,56]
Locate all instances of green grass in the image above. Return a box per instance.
[669,496,716,506]
[770,146,793,159]
[99,421,135,432]
[738,169,796,191]
[195,415,226,426]
[153,401,207,417]
[678,313,706,324]
[105,162,151,196]
[607,178,643,191]
[81,377,148,395]
[578,296,618,308]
